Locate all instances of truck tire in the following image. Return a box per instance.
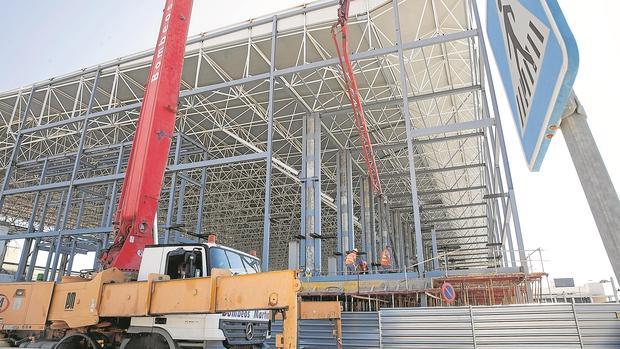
[55,333,102,349]
[121,333,173,349]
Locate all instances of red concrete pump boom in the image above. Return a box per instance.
[332,0,382,194]
[99,0,193,272]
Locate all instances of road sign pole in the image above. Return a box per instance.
[560,92,620,282]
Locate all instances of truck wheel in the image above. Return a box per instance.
[122,333,171,349]
[55,333,102,349]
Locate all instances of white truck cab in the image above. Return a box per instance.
[125,243,270,349]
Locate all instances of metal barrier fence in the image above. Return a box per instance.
[267,312,381,348]
[267,303,620,348]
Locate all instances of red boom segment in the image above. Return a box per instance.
[100,0,193,272]
[332,0,382,194]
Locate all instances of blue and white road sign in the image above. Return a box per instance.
[487,0,579,171]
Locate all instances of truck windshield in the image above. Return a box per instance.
[209,247,261,275]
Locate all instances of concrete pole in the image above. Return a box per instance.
[560,92,620,283]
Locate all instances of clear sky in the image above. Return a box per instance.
[1,1,618,286]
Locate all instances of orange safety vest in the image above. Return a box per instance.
[345,252,357,265]
[380,249,392,266]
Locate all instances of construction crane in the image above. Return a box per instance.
[0,1,342,348]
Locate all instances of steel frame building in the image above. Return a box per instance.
[0,0,528,285]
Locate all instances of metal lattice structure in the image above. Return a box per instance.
[0,0,528,284]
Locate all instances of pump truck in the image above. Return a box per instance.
[0,0,343,348]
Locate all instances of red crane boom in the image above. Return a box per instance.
[99,0,193,272]
[332,0,382,194]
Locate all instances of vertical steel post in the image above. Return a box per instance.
[15,158,49,281]
[26,192,51,281]
[47,190,66,281]
[346,152,354,252]
[360,177,375,269]
[336,149,353,273]
[165,135,182,243]
[195,155,208,238]
[471,0,531,301]
[431,227,440,270]
[561,93,620,282]
[483,134,515,267]
[403,220,412,268]
[93,239,103,270]
[300,112,322,275]
[261,16,277,272]
[391,0,426,285]
[175,176,187,242]
[312,114,322,272]
[65,193,85,276]
[395,213,405,270]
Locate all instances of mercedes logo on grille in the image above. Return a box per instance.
[245,322,254,340]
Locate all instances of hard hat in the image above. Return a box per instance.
[352,248,359,253]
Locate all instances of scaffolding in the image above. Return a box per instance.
[0,0,529,298]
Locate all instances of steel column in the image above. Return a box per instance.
[195,157,208,238]
[43,191,65,280]
[431,227,440,270]
[300,112,322,275]
[360,177,376,270]
[392,0,426,288]
[165,135,183,243]
[65,193,86,276]
[15,158,49,281]
[174,177,187,242]
[261,16,277,271]
[26,192,51,281]
[471,0,531,301]
[336,149,353,273]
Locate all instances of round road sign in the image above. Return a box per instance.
[441,282,456,303]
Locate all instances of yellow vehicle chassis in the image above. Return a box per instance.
[0,269,329,348]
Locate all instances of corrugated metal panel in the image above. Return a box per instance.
[342,312,381,348]
[266,312,380,348]
[380,307,475,348]
[379,304,585,348]
[574,303,620,348]
[266,304,620,348]
[471,304,581,348]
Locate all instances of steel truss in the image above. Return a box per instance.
[0,0,527,283]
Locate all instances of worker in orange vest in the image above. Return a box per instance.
[380,245,393,272]
[345,248,361,274]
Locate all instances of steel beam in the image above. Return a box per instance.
[410,118,494,139]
